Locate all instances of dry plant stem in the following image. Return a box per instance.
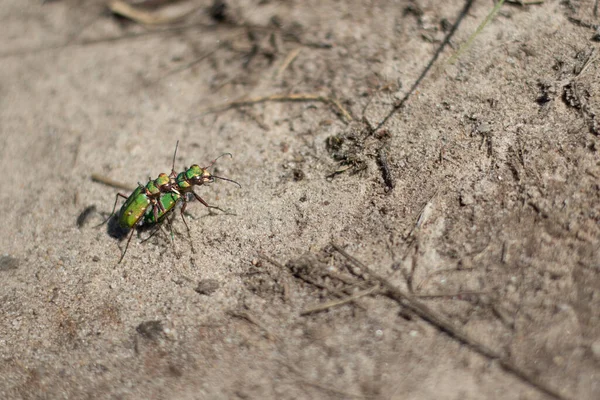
[299,275,367,312]
[155,31,248,82]
[447,0,506,65]
[91,173,136,191]
[375,0,474,130]
[1,23,217,58]
[258,253,332,291]
[257,253,286,269]
[331,243,570,400]
[298,379,369,399]
[322,268,358,285]
[238,108,270,130]
[276,48,302,80]
[282,361,369,399]
[415,290,488,299]
[108,0,199,25]
[377,148,394,189]
[327,281,371,298]
[572,48,596,80]
[300,286,380,315]
[229,311,279,342]
[506,0,544,4]
[202,93,353,123]
[258,253,367,310]
[1,16,279,59]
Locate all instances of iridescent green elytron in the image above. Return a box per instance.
[118,173,173,228]
[101,172,176,263]
[143,191,180,225]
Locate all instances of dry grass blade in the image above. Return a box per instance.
[228,310,279,342]
[276,48,302,80]
[200,93,353,123]
[91,173,136,191]
[506,0,544,4]
[375,0,475,130]
[447,0,506,65]
[108,0,199,26]
[300,286,380,315]
[282,361,371,399]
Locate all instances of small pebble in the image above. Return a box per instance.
[591,340,600,360]
[0,255,19,271]
[195,279,219,295]
[460,191,474,206]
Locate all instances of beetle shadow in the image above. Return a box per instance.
[107,215,130,240]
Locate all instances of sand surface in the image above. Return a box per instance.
[1,0,599,399]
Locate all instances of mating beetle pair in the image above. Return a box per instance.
[101,142,240,263]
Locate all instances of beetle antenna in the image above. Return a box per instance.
[204,153,233,169]
[212,175,241,188]
[171,140,179,176]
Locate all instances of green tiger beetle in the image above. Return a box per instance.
[144,152,242,234]
[100,142,240,263]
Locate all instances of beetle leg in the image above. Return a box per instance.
[96,192,128,227]
[140,226,161,244]
[190,190,227,213]
[154,198,166,214]
[118,228,135,264]
[153,201,161,221]
[177,199,196,255]
[179,198,191,234]
[165,210,182,258]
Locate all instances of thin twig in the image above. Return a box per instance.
[574,48,597,80]
[299,379,370,399]
[108,0,199,25]
[505,0,544,6]
[200,93,353,123]
[300,286,380,315]
[415,290,488,299]
[377,147,394,190]
[258,253,330,291]
[276,47,302,80]
[282,361,370,399]
[259,253,367,310]
[0,23,219,58]
[331,243,569,400]
[238,108,271,130]
[567,17,599,30]
[375,0,475,130]
[91,173,136,191]
[228,310,279,342]
[154,31,248,83]
[447,0,506,65]
[258,253,286,269]
[414,191,438,231]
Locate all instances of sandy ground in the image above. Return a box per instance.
[1,0,599,399]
